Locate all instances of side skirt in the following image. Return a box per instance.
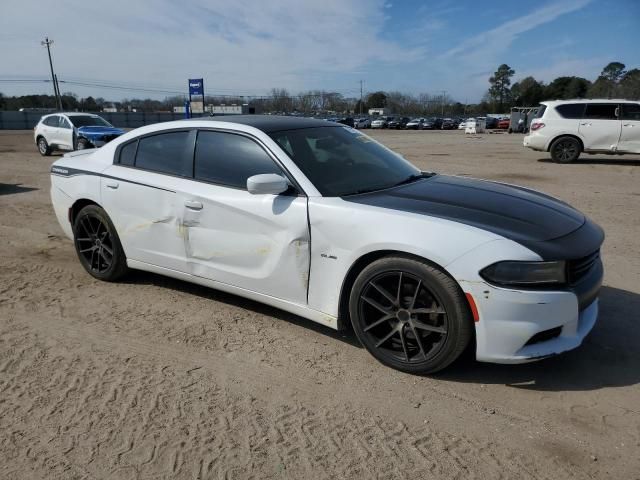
[127,259,338,330]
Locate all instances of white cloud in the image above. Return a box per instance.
[0,0,421,98]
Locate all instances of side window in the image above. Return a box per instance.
[555,103,585,119]
[534,105,546,118]
[621,103,640,121]
[135,131,190,176]
[59,117,72,129]
[194,131,282,189]
[118,140,137,166]
[43,116,58,127]
[583,104,618,120]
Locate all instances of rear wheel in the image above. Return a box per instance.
[37,137,51,156]
[550,136,581,163]
[349,256,473,374]
[73,205,128,281]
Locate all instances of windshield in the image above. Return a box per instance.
[270,126,420,196]
[70,115,112,127]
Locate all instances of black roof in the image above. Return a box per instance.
[187,115,338,133]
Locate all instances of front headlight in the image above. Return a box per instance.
[480,261,566,287]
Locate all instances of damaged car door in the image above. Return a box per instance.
[179,129,310,305]
[101,130,194,272]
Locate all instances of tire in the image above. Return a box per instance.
[550,136,581,163]
[73,205,129,281]
[37,137,52,156]
[76,137,90,150]
[349,256,473,374]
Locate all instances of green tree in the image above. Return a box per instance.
[367,91,387,108]
[601,62,626,83]
[619,69,640,99]
[487,64,515,111]
[511,76,544,106]
[544,76,590,100]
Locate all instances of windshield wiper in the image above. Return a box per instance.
[392,172,431,188]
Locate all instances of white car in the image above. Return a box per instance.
[354,118,371,129]
[406,118,426,130]
[34,112,125,156]
[370,118,388,129]
[524,99,640,162]
[457,119,469,130]
[50,116,604,373]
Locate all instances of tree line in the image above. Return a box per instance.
[1,61,638,115]
[486,61,640,113]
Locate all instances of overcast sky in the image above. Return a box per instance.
[1,0,638,103]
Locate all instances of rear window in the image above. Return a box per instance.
[118,140,137,166]
[621,103,640,121]
[584,104,618,120]
[555,103,585,119]
[135,131,191,176]
[534,105,547,118]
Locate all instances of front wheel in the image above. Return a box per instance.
[349,256,473,374]
[550,136,581,163]
[76,137,90,150]
[73,205,129,281]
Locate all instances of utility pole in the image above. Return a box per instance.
[41,37,62,111]
[359,80,364,115]
[440,90,446,117]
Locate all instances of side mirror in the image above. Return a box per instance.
[247,174,289,195]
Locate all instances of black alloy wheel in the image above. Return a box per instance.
[73,205,128,281]
[350,256,473,374]
[550,137,581,163]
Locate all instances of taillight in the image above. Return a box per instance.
[530,122,545,131]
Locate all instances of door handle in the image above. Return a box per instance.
[623,124,634,127]
[184,200,203,211]
[105,181,119,189]
[580,122,591,126]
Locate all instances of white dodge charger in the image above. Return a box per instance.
[50,116,604,373]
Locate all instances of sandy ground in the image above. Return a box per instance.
[1,129,639,479]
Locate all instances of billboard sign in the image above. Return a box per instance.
[188,78,204,96]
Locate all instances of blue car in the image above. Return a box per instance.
[35,113,125,155]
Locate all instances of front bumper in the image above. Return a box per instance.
[460,280,599,364]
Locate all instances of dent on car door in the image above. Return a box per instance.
[101,131,194,272]
[618,103,640,153]
[578,103,622,151]
[178,130,310,305]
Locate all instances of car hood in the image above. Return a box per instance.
[343,174,604,260]
[76,126,125,139]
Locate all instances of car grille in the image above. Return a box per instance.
[567,250,600,284]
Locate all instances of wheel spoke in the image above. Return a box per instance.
[101,243,113,256]
[79,246,95,254]
[398,325,410,362]
[363,313,395,332]
[409,280,422,309]
[375,326,399,348]
[396,272,403,306]
[76,237,92,242]
[411,306,445,315]
[370,282,397,306]
[408,322,427,359]
[90,249,97,270]
[412,319,447,334]
[361,295,392,314]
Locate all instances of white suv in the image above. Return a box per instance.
[34,112,124,156]
[524,99,640,162]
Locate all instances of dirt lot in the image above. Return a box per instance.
[1,129,639,479]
